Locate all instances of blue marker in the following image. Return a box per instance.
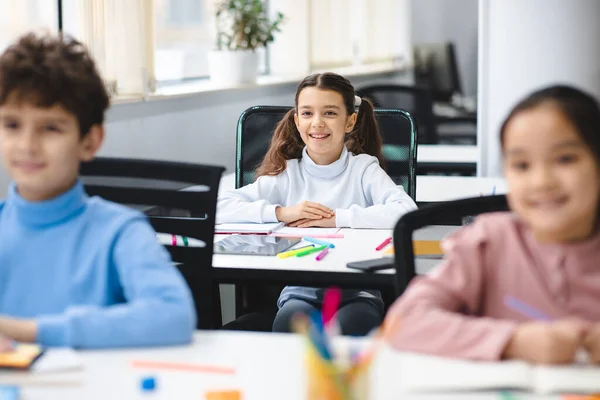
[303,237,335,248]
[503,296,551,321]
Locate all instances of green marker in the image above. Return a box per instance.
[498,391,521,400]
[295,245,327,257]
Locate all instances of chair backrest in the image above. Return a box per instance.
[356,84,437,144]
[413,42,462,103]
[80,157,225,329]
[392,195,509,293]
[236,105,418,200]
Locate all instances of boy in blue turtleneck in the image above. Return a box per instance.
[0,33,196,348]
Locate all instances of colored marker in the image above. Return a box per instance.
[276,244,315,259]
[131,360,235,375]
[375,237,392,251]
[491,185,497,195]
[322,287,341,327]
[295,245,326,257]
[315,247,329,261]
[503,296,551,321]
[303,237,335,248]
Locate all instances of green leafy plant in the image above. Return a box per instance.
[215,0,285,52]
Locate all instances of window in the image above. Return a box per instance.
[153,0,267,83]
[62,0,154,97]
[306,0,408,69]
[0,0,58,53]
[0,0,408,100]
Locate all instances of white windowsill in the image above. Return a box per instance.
[110,60,408,105]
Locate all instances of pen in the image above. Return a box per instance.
[491,185,497,195]
[303,237,335,248]
[315,247,329,261]
[375,237,392,251]
[296,245,327,257]
[276,244,315,259]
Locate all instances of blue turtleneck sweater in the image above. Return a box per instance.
[0,181,196,348]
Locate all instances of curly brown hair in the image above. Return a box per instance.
[255,72,384,177]
[0,32,109,137]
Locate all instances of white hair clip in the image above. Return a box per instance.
[354,95,362,107]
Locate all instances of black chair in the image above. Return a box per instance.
[356,84,437,144]
[392,195,509,294]
[80,157,225,330]
[236,105,418,200]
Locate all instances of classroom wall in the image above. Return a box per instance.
[410,0,478,96]
[477,0,600,177]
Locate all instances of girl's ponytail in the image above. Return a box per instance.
[346,97,385,166]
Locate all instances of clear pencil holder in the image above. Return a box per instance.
[304,343,370,400]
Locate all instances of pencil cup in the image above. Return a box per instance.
[304,344,370,400]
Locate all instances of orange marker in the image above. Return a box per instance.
[205,390,242,400]
[131,360,235,375]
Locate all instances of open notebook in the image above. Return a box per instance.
[215,223,341,237]
[380,351,600,395]
[383,240,444,259]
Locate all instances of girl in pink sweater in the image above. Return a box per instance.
[385,85,600,365]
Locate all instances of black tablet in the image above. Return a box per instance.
[213,235,301,256]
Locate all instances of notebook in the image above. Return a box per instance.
[383,240,443,258]
[215,224,342,237]
[215,222,285,235]
[0,348,83,386]
[0,344,44,370]
[382,350,600,395]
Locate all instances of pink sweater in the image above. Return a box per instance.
[386,212,600,361]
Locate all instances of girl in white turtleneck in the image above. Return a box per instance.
[217,72,417,335]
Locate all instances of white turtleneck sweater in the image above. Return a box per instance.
[216,146,417,310]
[216,146,417,228]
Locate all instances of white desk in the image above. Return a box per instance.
[417,145,478,164]
[218,173,507,203]
[19,331,560,400]
[212,226,456,290]
[416,175,506,203]
[417,145,478,175]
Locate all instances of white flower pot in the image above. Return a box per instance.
[208,49,259,86]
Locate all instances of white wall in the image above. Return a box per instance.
[478,0,600,176]
[411,0,478,96]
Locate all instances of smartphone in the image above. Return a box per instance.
[347,258,395,272]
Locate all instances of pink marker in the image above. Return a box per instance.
[322,287,342,329]
[315,247,329,261]
[375,237,392,251]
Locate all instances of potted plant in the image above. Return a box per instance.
[208,0,284,86]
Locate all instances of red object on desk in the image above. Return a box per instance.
[375,237,392,251]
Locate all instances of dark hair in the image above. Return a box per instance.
[0,32,110,137]
[256,72,384,177]
[500,85,600,163]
